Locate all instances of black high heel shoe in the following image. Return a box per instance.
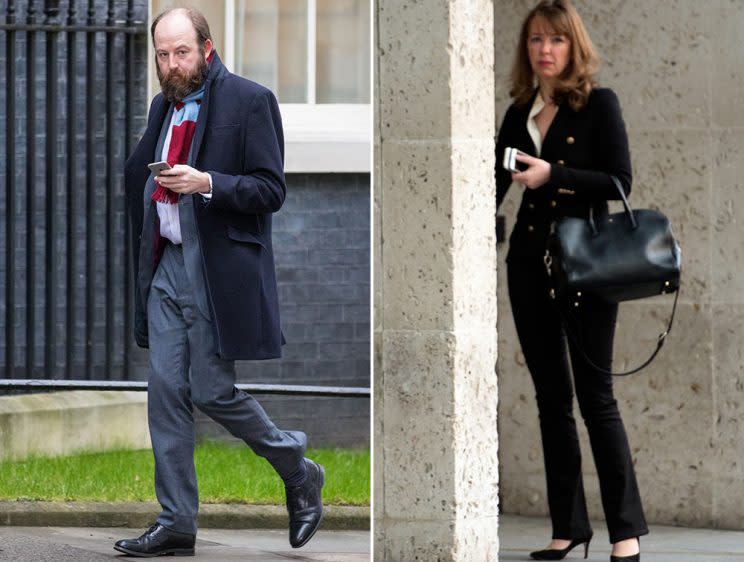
[610,537,640,561]
[529,535,592,560]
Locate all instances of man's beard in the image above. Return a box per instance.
[157,51,208,102]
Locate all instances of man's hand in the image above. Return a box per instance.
[511,152,551,190]
[156,164,210,195]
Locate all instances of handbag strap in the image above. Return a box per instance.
[553,288,679,377]
[588,175,637,233]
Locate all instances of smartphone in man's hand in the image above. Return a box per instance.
[148,161,172,175]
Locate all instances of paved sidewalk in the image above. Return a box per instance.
[5,515,743,560]
[0,527,369,561]
[500,515,744,561]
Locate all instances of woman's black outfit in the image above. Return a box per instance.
[496,87,648,544]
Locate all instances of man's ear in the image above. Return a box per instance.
[204,38,213,59]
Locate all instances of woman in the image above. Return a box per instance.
[496,1,646,561]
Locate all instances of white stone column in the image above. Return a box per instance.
[374,0,499,559]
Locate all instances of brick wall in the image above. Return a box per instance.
[195,173,371,449]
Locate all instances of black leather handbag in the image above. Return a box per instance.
[544,176,681,375]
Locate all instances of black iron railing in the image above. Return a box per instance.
[1,0,146,382]
[0,380,370,397]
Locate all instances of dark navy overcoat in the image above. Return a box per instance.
[125,53,286,360]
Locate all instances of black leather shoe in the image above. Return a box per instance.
[611,537,640,561]
[286,457,325,548]
[114,523,195,557]
[530,535,592,560]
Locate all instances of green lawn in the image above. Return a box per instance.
[0,442,370,505]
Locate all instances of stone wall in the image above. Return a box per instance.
[0,391,150,461]
[495,0,744,530]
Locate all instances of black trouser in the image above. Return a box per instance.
[507,257,648,544]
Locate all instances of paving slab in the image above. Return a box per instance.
[500,515,744,561]
[0,526,369,561]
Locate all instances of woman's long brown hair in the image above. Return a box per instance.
[510,0,599,111]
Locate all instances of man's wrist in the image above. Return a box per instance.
[202,172,213,198]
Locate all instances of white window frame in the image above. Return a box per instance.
[148,0,371,174]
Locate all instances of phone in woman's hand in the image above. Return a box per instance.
[503,147,528,173]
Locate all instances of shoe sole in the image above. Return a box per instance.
[113,545,195,557]
[291,463,326,549]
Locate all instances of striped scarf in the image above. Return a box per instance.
[150,85,205,205]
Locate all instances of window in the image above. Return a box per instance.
[149,0,371,172]
[234,0,308,103]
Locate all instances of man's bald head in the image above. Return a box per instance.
[151,7,212,50]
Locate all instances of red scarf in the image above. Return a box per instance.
[150,89,204,204]
[151,50,215,204]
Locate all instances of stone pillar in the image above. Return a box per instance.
[375,0,499,560]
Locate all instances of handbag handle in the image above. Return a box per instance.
[555,288,678,377]
[587,175,637,234]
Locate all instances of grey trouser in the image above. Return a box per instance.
[147,242,306,535]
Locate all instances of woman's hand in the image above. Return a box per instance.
[512,153,551,189]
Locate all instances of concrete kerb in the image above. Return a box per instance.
[0,502,369,531]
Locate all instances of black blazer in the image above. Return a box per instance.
[125,53,287,360]
[496,87,631,262]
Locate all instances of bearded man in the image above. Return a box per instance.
[115,7,324,557]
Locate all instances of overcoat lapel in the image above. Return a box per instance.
[190,71,213,167]
[189,53,230,165]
